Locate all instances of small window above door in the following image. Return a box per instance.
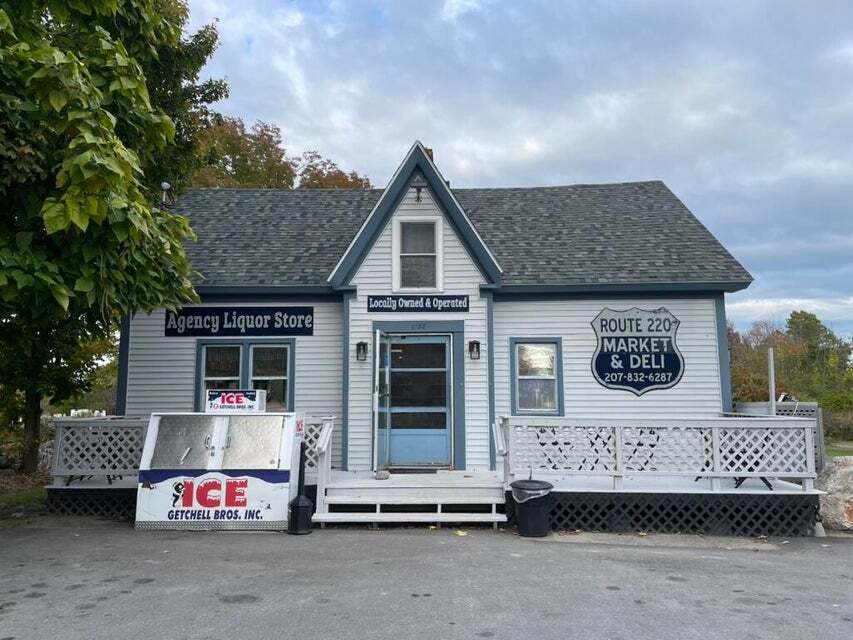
[393,218,443,291]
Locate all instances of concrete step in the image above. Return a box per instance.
[312,512,507,524]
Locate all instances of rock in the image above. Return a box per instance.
[816,456,853,531]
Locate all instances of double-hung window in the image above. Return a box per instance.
[511,339,564,415]
[249,345,289,411]
[202,345,241,392]
[394,219,442,290]
[199,342,292,412]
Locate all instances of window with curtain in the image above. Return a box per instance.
[512,340,562,414]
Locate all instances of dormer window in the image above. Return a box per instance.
[393,218,443,291]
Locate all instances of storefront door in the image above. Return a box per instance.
[374,333,452,469]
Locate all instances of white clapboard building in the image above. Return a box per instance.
[50,142,821,535]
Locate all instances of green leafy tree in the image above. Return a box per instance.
[193,117,296,188]
[0,1,200,471]
[134,0,229,194]
[728,311,853,438]
[296,150,372,189]
[191,117,371,189]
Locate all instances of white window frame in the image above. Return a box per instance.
[202,344,242,393]
[511,339,563,416]
[392,216,443,293]
[249,344,290,410]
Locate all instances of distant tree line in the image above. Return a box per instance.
[729,311,853,439]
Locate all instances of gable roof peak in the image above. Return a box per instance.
[326,141,503,287]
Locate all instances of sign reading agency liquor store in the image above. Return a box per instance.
[165,306,313,337]
[367,295,469,313]
[591,307,684,396]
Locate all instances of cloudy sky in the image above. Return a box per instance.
[186,0,853,334]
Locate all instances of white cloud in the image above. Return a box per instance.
[441,0,484,22]
[185,0,853,329]
[727,297,853,335]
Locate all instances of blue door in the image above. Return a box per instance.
[375,334,452,468]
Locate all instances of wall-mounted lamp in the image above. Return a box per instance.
[468,340,481,360]
[356,341,368,362]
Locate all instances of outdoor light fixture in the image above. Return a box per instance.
[468,340,481,360]
[356,341,368,361]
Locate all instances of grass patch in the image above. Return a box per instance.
[0,485,46,514]
[826,443,853,458]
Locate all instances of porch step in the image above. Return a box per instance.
[325,487,505,502]
[323,494,505,505]
[312,512,507,524]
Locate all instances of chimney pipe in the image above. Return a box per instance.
[424,147,434,161]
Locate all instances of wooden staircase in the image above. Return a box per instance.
[312,470,507,527]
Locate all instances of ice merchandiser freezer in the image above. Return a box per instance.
[135,412,304,530]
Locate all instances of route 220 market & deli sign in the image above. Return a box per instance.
[591,307,685,396]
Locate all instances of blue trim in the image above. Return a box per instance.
[715,294,733,412]
[329,143,501,288]
[486,292,496,470]
[139,469,291,483]
[372,320,466,470]
[116,315,130,415]
[193,339,296,412]
[341,292,352,470]
[489,283,748,298]
[509,337,565,416]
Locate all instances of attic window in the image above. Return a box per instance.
[394,219,442,291]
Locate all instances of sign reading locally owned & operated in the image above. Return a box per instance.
[164,307,314,337]
[591,307,684,395]
[367,295,469,313]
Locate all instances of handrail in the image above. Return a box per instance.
[491,420,507,457]
[316,418,334,453]
[310,417,335,518]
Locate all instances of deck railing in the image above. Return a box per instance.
[311,418,335,517]
[494,414,817,492]
[51,415,334,487]
[52,417,147,485]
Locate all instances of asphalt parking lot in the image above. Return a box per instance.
[0,516,851,640]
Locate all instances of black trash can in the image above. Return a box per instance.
[511,479,553,537]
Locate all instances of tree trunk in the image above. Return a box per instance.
[20,390,43,474]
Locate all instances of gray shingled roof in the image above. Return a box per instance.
[176,181,751,289]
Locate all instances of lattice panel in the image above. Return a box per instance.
[511,426,616,473]
[718,428,808,474]
[621,427,713,473]
[55,424,144,475]
[46,489,137,521]
[506,492,818,537]
[301,418,327,470]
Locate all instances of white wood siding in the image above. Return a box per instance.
[348,187,490,471]
[493,298,723,418]
[125,302,344,467]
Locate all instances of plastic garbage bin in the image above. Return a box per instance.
[511,479,553,537]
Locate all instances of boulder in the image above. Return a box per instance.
[816,456,853,531]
